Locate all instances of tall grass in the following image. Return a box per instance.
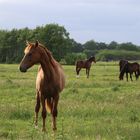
[0,62,140,139]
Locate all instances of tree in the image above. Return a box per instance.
[32,24,72,61]
[0,23,140,64]
[0,24,74,63]
[96,42,107,50]
[83,40,97,50]
[65,53,87,65]
[70,39,83,53]
[118,42,139,51]
[108,41,118,49]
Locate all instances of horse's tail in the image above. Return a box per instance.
[45,99,52,113]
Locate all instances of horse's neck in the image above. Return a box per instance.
[120,63,128,74]
[40,53,56,81]
[88,59,93,63]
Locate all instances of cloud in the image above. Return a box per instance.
[0,0,140,44]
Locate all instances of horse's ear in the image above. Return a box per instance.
[35,40,39,48]
[26,40,29,45]
[26,40,32,46]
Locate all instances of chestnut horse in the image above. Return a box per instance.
[76,56,96,78]
[19,41,65,131]
[119,60,140,81]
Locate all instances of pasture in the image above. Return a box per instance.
[0,62,140,140]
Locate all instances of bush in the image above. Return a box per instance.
[83,49,98,58]
[64,53,87,65]
[96,50,140,61]
[59,59,67,65]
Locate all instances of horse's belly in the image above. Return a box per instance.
[36,78,61,98]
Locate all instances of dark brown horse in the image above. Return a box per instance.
[119,59,128,72]
[119,60,140,81]
[76,56,96,78]
[19,41,65,132]
[119,59,128,80]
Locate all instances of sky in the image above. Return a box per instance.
[0,0,140,45]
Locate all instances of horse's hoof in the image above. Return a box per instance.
[42,128,47,132]
[76,75,79,78]
[53,127,57,131]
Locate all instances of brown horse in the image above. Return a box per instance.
[119,59,128,80]
[19,41,65,132]
[119,60,140,81]
[76,56,96,78]
[119,59,128,72]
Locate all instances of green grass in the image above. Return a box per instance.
[0,62,140,140]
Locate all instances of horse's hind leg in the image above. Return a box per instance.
[35,91,40,128]
[76,67,79,75]
[87,68,90,78]
[126,73,128,81]
[135,72,138,80]
[51,95,59,131]
[135,71,139,80]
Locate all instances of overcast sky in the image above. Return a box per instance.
[0,0,140,45]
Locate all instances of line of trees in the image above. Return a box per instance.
[0,23,140,64]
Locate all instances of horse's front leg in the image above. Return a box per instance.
[76,68,81,77]
[51,95,59,131]
[119,73,123,80]
[130,73,133,81]
[35,91,40,128]
[41,96,47,132]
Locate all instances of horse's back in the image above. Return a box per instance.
[128,62,139,70]
[76,60,86,68]
[76,60,84,65]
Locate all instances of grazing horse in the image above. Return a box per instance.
[119,59,128,73]
[119,60,140,81]
[76,56,96,78]
[19,41,65,132]
[119,59,128,80]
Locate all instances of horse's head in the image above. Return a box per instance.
[119,74,123,80]
[19,41,41,72]
[89,56,96,63]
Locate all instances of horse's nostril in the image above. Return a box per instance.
[19,66,27,72]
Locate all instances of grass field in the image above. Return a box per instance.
[0,62,140,140]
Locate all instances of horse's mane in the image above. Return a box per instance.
[38,43,57,68]
[88,56,95,62]
[120,62,127,73]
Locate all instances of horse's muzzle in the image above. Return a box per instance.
[19,66,27,72]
